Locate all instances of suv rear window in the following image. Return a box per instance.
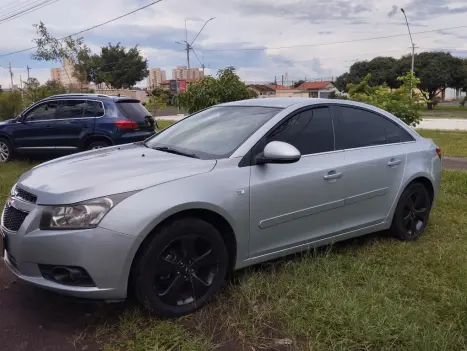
[115,100,151,121]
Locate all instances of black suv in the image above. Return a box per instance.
[0,94,156,162]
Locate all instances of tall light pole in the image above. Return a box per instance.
[176,17,215,71]
[401,8,415,96]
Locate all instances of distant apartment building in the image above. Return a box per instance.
[172,66,204,80]
[147,68,167,88]
[50,58,80,86]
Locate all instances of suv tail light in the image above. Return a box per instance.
[114,120,138,129]
[436,147,441,159]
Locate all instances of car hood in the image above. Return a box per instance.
[17,143,217,205]
[0,119,13,127]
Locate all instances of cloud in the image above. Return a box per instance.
[1,0,467,87]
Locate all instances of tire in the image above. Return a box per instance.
[389,182,432,241]
[86,140,110,150]
[133,217,229,317]
[0,138,13,163]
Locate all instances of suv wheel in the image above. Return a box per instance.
[0,139,13,162]
[87,140,110,150]
[133,218,229,317]
[390,182,432,241]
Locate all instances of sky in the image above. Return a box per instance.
[1,0,467,88]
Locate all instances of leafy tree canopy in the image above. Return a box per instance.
[177,67,256,113]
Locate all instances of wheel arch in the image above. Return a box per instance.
[127,207,238,293]
[81,134,114,150]
[0,132,14,145]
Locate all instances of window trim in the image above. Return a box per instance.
[332,104,415,151]
[238,104,336,167]
[21,99,106,123]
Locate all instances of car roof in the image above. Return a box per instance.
[218,98,356,109]
[39,94,140,103]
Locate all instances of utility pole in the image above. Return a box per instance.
[26,65,31,80]
[8,62,14,91]
[401,8,415,96]
[176,17,215,71]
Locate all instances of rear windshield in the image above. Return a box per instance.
[116,100,151,121]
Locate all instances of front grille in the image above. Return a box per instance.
[2,204,29,232]
[15,187,37,204]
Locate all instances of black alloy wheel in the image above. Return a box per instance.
[390,182,432,241]
[133,218,229,317]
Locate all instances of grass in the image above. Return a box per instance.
[421,105,466,111]
[417,129,467,158]
[2,122,467,350]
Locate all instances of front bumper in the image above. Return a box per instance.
[2,212,141,300]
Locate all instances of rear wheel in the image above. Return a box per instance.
[0,138,13,162]
[389,182,432,241]
[133,218,229,317]
[86,140,110,150]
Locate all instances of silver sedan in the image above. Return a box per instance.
[2,98,442,317]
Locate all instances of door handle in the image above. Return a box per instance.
[388,158,402,167]
[323,170,342,181]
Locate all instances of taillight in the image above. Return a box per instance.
[436,147,441,159]
[114,120,138,129]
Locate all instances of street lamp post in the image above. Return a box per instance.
[401,8,415,96]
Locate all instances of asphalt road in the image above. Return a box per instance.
[1,157,466,350]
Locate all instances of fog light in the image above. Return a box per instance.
[39,264,95,287]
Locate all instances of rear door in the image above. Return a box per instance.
[13,100,60,147]
[332,105,410,229]
[51,99,97,148]
[115,99,155,134]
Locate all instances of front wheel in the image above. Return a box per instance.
[133,218,229,317]
[389,182,432,241]
[0,138,13,163]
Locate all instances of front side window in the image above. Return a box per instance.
[24,101,59,121]
[57,100,86,119]
[336,106,408,149]
[267,107,334,155]
[145,106,283,159]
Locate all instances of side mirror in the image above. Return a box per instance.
[256,141,301,165]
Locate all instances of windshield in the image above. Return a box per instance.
[145,106,282,159]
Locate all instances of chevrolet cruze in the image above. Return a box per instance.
[1,98,442,317]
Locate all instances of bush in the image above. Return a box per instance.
[0,91,23,121]
[346,72,422,127]
[460,96,467,107]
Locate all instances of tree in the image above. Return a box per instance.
[31,22,87,89]
[98,43,148,89]
[177,67,254,113]
[398,52,461,109]
[346,72,422,127]
[23,79,66,105]
[146,87,168,116]
[293,80,305,88]
[334,72,350,92]
[73,49,104,87]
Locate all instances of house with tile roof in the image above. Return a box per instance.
[248,84,276,98]
[297,81,337,98]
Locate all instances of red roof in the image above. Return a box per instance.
[298,81,334,90]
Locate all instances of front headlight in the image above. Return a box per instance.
[40,192,136,230]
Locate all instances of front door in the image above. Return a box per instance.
[249,106,348,258]
[12,101,60,148]
[332,105,409,230]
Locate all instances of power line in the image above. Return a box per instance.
[199,24,467,52]
[0,0,59,25]
[0,0,164,58]
[0,0,33,13]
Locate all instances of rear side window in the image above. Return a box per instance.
[267,107,334,155]
[336,106,410,149]
[115,100,151,121]
[84,100,105,117]
[57,100,86,119]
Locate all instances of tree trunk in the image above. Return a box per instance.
[427,102,433,110]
